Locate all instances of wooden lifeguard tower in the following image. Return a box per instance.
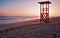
[38,1,51,23]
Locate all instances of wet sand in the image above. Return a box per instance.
[0,19,60,38]
[0,19,40,30]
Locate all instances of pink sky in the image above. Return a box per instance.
[0,0,60,17]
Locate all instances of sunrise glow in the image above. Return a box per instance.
[0,0,60,17]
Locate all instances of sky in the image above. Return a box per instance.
[0,0,60,17]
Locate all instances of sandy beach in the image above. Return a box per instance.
[0,17,60,38]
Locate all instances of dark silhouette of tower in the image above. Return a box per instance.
[38,1,51,23]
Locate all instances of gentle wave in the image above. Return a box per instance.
[0,16,40,24]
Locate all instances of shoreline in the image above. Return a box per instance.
[0,19,40,31]
[0,19,60,38]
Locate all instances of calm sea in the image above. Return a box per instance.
[0,16,39,24]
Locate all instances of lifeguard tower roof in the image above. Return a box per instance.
[38,1,51,4]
